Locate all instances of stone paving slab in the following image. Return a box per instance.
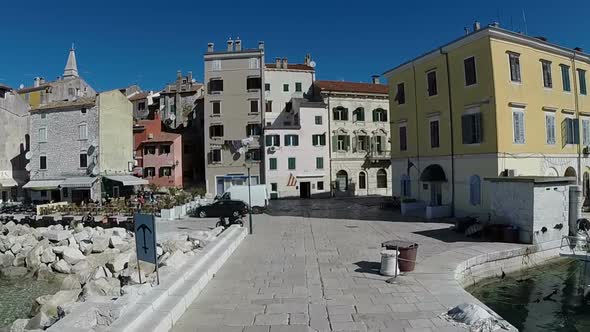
[172,198,525,332]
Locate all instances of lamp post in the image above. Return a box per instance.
[244,161,253,234]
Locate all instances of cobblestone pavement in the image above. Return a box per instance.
[172,198,523,332]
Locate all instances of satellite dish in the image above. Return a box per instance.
[25,151,32,160]
[169,114,176,121]
[25,163,32,171]
[309,61,316,68]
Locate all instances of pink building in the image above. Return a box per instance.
[133,116,183,188]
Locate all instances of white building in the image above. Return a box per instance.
[316,78,392,196]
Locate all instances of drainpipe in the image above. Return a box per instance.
[441,48,456,217]
[259,49,265,186]
[571,53,582,185]
[326,93,333,197]
[411,65,421,202]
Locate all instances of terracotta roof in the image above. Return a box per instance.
[265,64,315,71]
[30,97,96,112]
[129,92,149,101]
[141,132,180,144]
[315,80,388,95]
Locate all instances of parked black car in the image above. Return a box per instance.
[193,200,248,218]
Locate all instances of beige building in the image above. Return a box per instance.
[204,39,265,195]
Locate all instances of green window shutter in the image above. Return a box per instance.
[294,135,299,146]
[316,157,323,169]
[265,135,271,146]
[288,158,296,170]
[321,134,326,146]
[344,135,350,151]
[461,115,471,144]
[269,158,277,170]
[332,136,338,152]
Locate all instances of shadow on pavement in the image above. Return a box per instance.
[413,227,487,243]
[353,260,382,275]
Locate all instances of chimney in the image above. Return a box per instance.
[39,77,45,84]
[33,77,40,87]
[188,71,193,83]
[258,41,264,50]
[235,38,242,51]
[227,38,234,52]
[473,21,481,31]
[490,21,500,28]
[371,75,381,84]
[304,53,311,65]
[207,42,214,52]
[282,58,288,69]
[177,70,182,80]
[275,57,281,68]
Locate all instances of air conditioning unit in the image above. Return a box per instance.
[504,169,517,177]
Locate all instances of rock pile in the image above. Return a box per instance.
[0,221,223,331]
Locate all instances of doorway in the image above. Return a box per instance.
[1,191,7,202]
[300,182,311,198]
[50,190,60,202]
[430,183,442,206]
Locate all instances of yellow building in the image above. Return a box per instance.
[384,25,590,217]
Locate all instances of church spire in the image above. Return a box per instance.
[63,44,79,78]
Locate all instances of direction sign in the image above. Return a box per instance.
[134,213,157,265]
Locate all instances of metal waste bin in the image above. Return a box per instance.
[382,240,419,272]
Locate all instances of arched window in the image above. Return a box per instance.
[336,170,348,192]
[377,169,387,188]
[401,175,411,197]
[358,172,367,189]
[372,108,388,122]
[469,175,481,206]
[333,107,348,121]
[353,108,365,121]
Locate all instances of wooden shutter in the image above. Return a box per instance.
[574,119,580,144]
[332,135,338,152]
[344,135,350,151]
[461,115,471,144]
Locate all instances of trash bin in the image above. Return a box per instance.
[382,240,419,272]
[380,249,400,276]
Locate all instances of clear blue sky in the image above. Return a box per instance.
[2,0,588,92]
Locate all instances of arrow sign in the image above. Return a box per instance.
[134,213,157,265]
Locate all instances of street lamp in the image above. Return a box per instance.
[244,159,253,235]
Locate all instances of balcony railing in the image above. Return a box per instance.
[366,149,391,160]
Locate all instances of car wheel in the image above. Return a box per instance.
[252,206,261,214]
[232,210,239,217]
[199,211,207,218]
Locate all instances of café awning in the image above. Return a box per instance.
[23,179,64,190]
[0,178,18,188]
[60,177,98,188]
[104,175,148,186]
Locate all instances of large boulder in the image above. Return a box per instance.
[31,289,80,318]
[8,318,29,332]
[35,264,54,281]
[51,246,68,255]
[161,240,193,254]
[60,275,81,290]
[10,243,22,255]
[0,252,15,268]
[4,221,16,233]
[109,236,129,250]
[61,247,85,265]
[161,250,187,268]
[79,241,93,255]
[20,234,38,248]
[42,230,71,242]
[106,252,132,273]
[0,266,28,278]
[25,312,54,330]
[92,266,112,280]
[120,267,145,285]
[52,259,72,274]
[12,253,26,267]
[40,248,56,264]
[91,236,109,253]
[73,230,90,243]
[81,278,121,300]
[25,241,47,271]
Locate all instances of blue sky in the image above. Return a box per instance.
[1,0,588,92]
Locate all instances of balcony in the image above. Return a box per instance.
[366,149,390,160]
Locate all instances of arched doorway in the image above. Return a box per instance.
[336,170,348,192]
[420,164,447,206]
[358,172,366,190]
[565,167,577,178]
[377,169,387,188]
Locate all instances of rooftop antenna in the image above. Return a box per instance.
[522,9,528,35]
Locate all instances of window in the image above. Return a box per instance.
[464,57,477,86]
[283,84,289,92]
[426,70,438,96]
[541,60,552,88]
[399,125,407,151]
[265,100,272,112]
[396,83,405,105]
[336,135,350,151]
[461,112,483,144]
[265,134,280,146]
[40,190,47,198]
[509,53,521,82]
[353,108,365,121]
[247,77,262,90]
[81,108,87,114]
[316,157,324,169]
[285,135,299,146]
[247,124,261,137]
[212,101,221,115]
[546,113,556,145]
[333,107,348,121]
[358,172,366,189]
[160,145,171,154]
[159,167,172,177]
[579,69,587,95]
[372,109,387,122]
[209,79,223,93]
[79,153,87,168]
[77,123,87,140]
[288,157,296,170]
[561,65,571,92]
[250,100,259,113]
[317,181,324,190]
[295,82,302,92]
[40,156,47,170]
[312,134,326,146]
[512,109,525,144]
[209,149,222,163]
[315,116,322,125]
[212,60,221,71]
[583,119,590,145]
[374,136,384,152]
[430,120,440,148]
[269,158,277,170]
[357,135,369,151]
[249,58,260,69]
[246,149,261,161]
[68,88,75,96]
[377,169,387,189]
[563,118,580,145]
[209,125,224,138]
[138,102,146,111]
[143,145,156,155]
[469,175,481,206]
[39,127,47,142]
[265,83,271,91]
